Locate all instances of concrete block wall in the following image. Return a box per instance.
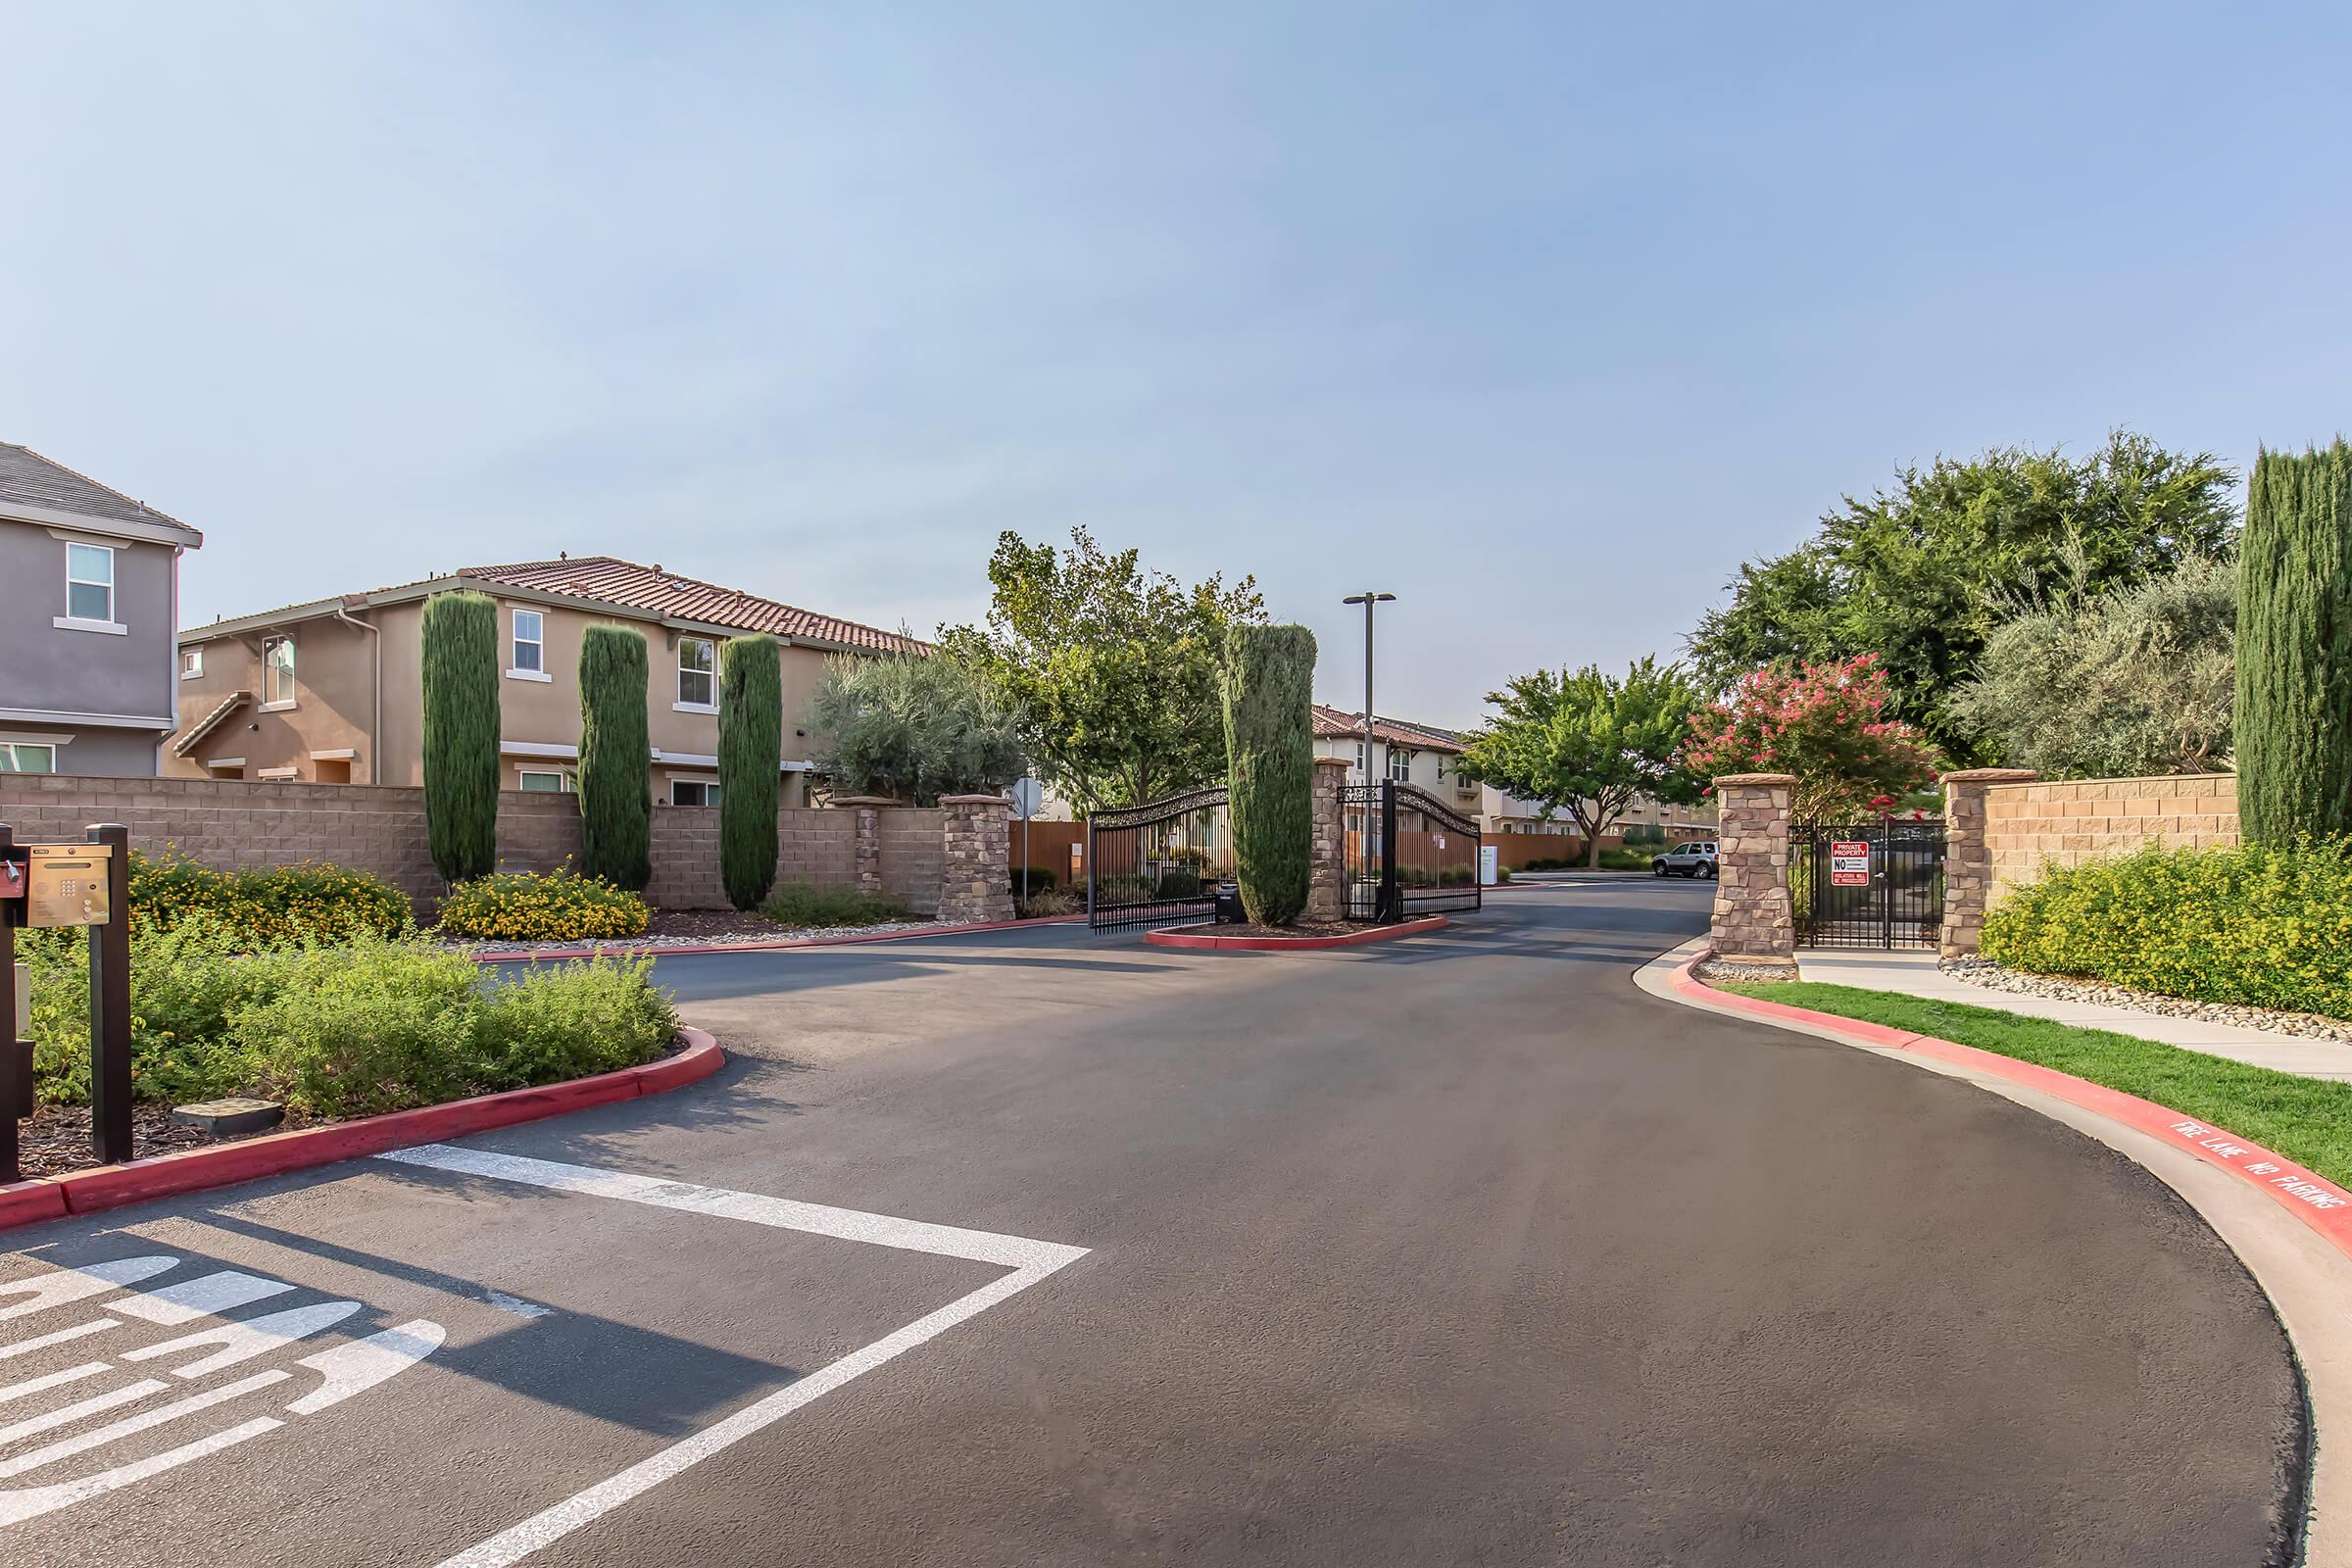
[879,808,947,916]
[1983,774,2239,905]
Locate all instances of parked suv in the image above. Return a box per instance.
[1652,840,1719,879]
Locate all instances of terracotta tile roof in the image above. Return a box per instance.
[459,557,925,654]
[172,690,250,755]
[1311,705,1468,753]
[0,443,203,540]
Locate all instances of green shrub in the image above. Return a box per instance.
[719,634,783,910]
[760,881,912,928]
[1008,865,1057,894]
[1219,623,1316,926]
[422,590,501,883]
[23,925,673,1116]
[437,868,651,943]
[1157,865,1202,900]
[1983,841,2352,1018]
[128,850,412,948]
[2238,440,2352,841]
[474,956,675,1091]
[579,623,653,890]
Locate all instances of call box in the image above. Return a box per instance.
[26,844,113,928]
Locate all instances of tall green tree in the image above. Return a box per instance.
[2238,440,2352,842]
[807,648,1024,806]
[718,634,783,910]
[936,527,1266,811]
[1950,555,2236,780]
[1220,623,1316,926]
[419,589,500,883]
[1689,431,2240,760]
[1456,658,1704,868]
[577,624,653,891]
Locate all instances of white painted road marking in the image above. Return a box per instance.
[373,1144,1090,1568]
[0,1256,175,1320]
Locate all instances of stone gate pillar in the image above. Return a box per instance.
[939,794,1014,924]
[1709,773,1796,969]
[830,796,897,896]
[1308,756,1350,921]
[1938,768,2036,957]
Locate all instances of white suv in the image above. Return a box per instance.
[1652,840,1719,879]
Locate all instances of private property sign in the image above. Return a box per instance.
[1830,842,1871,887]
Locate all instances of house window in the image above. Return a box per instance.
[1435,755,1446,782]
[670,778,720,807]
[181,648,204,679]
[264,638,297,707]
[1354,742,1366,773]
[518,768,573,794]
[677,637,716,708]
[66,543,114,622]
[0,743,57,774]
[512,610,545,674]
[1387,747,1413,782]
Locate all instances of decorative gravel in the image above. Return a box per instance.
[1691,957,1800,986]
[1939,956,2352,1047]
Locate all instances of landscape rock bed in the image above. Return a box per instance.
[1941,956,2352,1048]
[1692,956,1801,987]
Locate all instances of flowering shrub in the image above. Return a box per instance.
[436,867,651,943]
[1983,841,2352,1020]
[129,850,412,948]
[1681,655,1942,820]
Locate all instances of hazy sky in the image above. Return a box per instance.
[6,3,2347,727]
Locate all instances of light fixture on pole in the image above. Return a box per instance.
[1342,592,1396,783]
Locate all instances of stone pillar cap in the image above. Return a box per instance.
[1938,768,2038,784]
[939,793,1012,807]
[1312,755,1352,768]
[1712,772,1797,786]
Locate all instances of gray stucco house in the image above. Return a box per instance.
[0,445,205,776]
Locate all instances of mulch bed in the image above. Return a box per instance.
[1178,919,1373,940]
[12,1102,261,1182]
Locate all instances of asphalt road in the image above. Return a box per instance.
[0,881,2306,1566]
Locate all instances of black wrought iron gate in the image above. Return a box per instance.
[1343,781,1483,922]
[1086,785,1232,931]
[1795,819,1945,949]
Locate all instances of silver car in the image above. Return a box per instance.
[1651,840,1719,879]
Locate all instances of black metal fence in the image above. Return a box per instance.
[1344,781,1483,922]
[1086,785,1233,931]
[1796,819,1945,949]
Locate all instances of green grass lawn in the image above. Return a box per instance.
[1716,981,2352,1191]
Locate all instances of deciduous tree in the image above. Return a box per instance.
[1682,655,1942,821]
[808,648,1025,806]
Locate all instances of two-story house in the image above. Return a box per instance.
[168,556,922,804]
[0,444,205,777]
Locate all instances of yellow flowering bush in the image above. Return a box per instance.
[1983,839,2352,1019]
[129,849,412,949]
[437,867,651,943]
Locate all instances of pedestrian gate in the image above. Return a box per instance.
[1795,819,1945,949]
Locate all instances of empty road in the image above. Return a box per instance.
[0,880,2305,1566]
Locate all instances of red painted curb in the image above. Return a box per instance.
[468,914,1087,964]
[1672,959,2352,1260]
[1145,915,1449,951]
[5,1028,725,1231]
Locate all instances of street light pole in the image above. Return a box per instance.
[1342,591,1395,783]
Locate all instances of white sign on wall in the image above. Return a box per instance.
[1479,845,1499,886]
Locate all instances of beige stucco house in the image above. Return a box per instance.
[167,556,921,806]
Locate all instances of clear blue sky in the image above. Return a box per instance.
[5,3,2346,727]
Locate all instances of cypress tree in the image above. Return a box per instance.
[1220,622,1317,926]
[718,634,783,909]
[2237,440,2352,841]
[578,624,653,891]
[420,590,500,883]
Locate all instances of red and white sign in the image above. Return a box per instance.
[1830,841,1871,887]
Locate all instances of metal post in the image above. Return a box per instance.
[1084,818,1096,927]
[0,823,20,1185]
[1362,596,1375,787]
[86,823,132,1164]
[1378,780,1400,923]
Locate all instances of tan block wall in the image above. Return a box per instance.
[1982,774,2240,904]
[879,808,947,916]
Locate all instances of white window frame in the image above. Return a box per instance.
[508,609,550,681]
[54,541,123,634]
[668,777,720,807]
[181,647,204,679]
[674,637,717,711]
[517,767,573,794]
[1387,747,1413,782]
[0,739,60,774]
[263,637,298,710]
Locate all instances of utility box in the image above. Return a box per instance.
[1214,880,1245,924]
